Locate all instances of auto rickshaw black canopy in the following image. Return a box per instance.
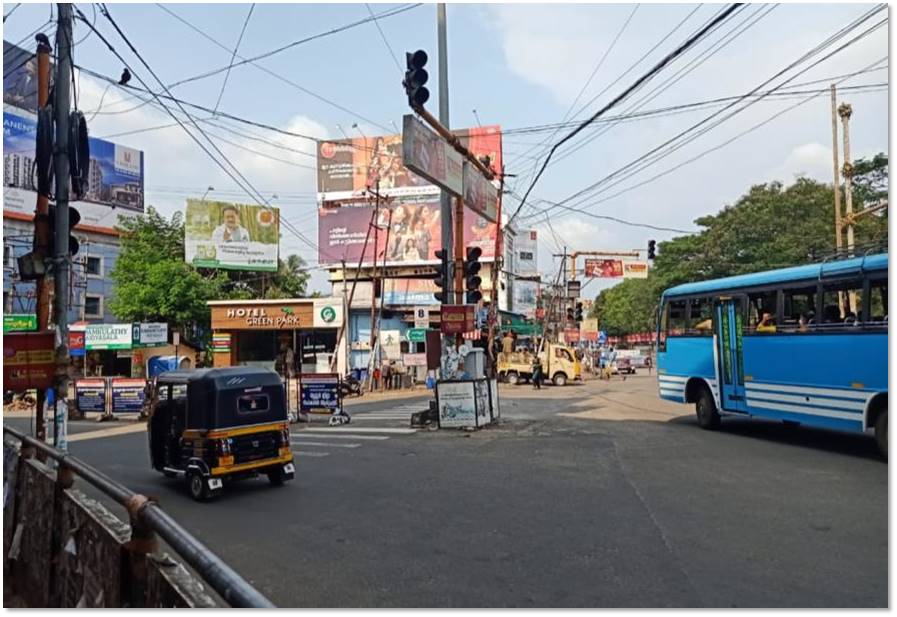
[155,367,287,430]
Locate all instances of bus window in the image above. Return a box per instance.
[687,297,713,335]
[868,278,887,325]
[667,300,687,336]
[747,291,777,332]
[821,280,863,327]
[781,285,817,332]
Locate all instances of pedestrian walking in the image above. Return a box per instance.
[532,355,543,390]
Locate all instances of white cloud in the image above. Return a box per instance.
[772,142,833,183]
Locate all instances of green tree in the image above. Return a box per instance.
[109,207,229,335]
[590,156,888,335]
[224,254,311,299]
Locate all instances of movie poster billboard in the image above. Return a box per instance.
[585,259,624,278]
[317,196,497,267]
[185,199,279,271]
[317,125,502,202]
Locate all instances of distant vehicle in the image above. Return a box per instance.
[614,357,635,375]
[497,343,582,386]
[656,253,887,457]
[146,367,295,501]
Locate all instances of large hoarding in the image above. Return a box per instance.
[3,110,145,213]
[184,199,280,271]
[317,125,502,202]
[516,229,538,276]
[4,41,43,113]
[318,196,497,267]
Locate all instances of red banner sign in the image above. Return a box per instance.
[440,305,476,335]
[585,259,624,278]
[3,331,55,391]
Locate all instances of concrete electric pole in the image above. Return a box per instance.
[829,84,843,254]
[838,102,855,257]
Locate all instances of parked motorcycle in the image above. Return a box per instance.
[339,374,363,398]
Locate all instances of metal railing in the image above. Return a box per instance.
[3,425,275,608]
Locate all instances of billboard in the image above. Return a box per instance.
[384,278,440,306]
[584,259,649,279]
[4,41,43,114]
[3,110,145,212]
[317,196,497,267]
[516,229,538,276]
[402,114,463,196]
[513,279,538,318]
[317,125,502,202]
[185,199,279,271]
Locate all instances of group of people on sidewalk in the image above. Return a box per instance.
[372,358,411,391]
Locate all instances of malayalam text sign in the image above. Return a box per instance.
[3,332,55,390]
[3,314,37,333]
[623,261,649,279]
[86,324,132,350]
[440,305,475,335]
[185,199,279,272]
[300,373,340,413]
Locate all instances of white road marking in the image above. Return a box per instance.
[301,427,418,435]
[290,441,361,448]
[295,451,330,457]
[291,433,389,441]
[67,423,145,442]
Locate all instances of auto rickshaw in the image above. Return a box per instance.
[146,367,295,501]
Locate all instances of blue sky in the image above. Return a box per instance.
[2,3,888,294]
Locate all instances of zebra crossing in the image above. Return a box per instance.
[290,402,427,459]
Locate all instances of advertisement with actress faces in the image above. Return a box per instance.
[317,196,497,267]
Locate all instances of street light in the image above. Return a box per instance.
[201,186,214,202]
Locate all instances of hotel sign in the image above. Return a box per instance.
[210,302,314,330]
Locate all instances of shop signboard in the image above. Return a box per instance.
[76,379,107,413]
[313,298,342,328]
[185,199,279,272]
[111,378,145,413]
[402,114,464,196]
[435,380,477,428]
[3,314,36,332]
[299,373,340,414]
[407,328,428,343]
[209,302,313,330]
[85,324,133,350]
[564,327,581,343]
[132,322,168,347]
[440,305,475,335]
[581,318,599,334]
[3,331,55,390]
[211,333,231,353]
[414,306,430,329]
[462,161,499,223]
[402,353,427,367]
[69,328,86,357]
[318,198,497,268]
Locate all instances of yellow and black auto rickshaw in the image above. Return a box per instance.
[147,367,295,501]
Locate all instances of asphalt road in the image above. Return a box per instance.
[4,375,887,607]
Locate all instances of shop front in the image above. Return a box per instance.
[208,298,347,376]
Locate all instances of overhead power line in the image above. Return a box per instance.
[508,3,744,226]
[213,3,255,114]
[365,3,403,74]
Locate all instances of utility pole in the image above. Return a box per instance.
[369,185,380,391]
[838,102,855,257]
[53,3,74,452]
[829,85,843,254]
[32,34,52,446]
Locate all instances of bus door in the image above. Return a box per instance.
[714,297,747,413]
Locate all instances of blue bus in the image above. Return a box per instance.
[656,253,888,456]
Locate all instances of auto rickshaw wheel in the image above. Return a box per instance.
[188,471,210,501]
[267,468,286,486]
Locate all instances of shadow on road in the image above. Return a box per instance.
[669,414,883,460]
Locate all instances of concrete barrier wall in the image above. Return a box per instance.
[3,440,216,608]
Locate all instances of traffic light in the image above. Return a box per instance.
[403,50,430,108]
[433,248,450,303]
[575,302,583,322]
[464,246,483,304]
[566,306,575,322]
[647,239,656,260]
[48,204,81,257]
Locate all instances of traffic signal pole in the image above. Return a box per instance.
[52,3,74,451]
[32,35,52,446]
[436,4,456,370]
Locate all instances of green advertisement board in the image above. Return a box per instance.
[3,314,37,333]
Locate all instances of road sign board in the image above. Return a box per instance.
[407,328,428,343]
[414,306,430,329]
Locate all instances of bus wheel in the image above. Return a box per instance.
[874,411,887,458]
[506,372,520,386]
[695,388,720,430]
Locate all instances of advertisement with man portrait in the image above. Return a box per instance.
[317,195,497,267]
[317,125,502,202]
[185,199,280,271]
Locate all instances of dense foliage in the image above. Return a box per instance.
[590,154,888,335]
